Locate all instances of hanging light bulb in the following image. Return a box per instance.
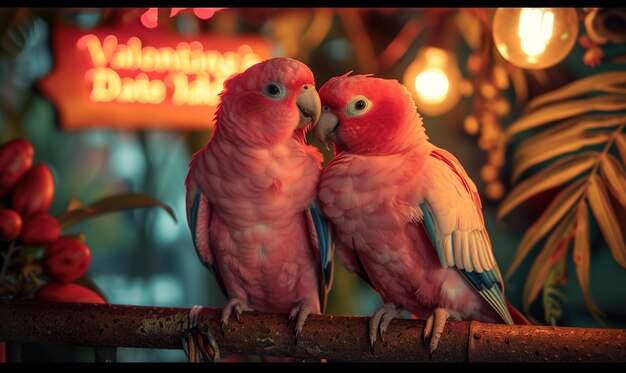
[492,8,579,69]
[403,47,462,116]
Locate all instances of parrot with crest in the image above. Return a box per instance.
[316,73,528,354]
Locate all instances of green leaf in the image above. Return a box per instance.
[601,154,626,207]
[499,153,596,218]
[587,174,626,268]
[522,208,575,319]
[572,201,606,323]
[512,134,609,183]
[542,259,567,326]
[616,134,626,164]
[525,71,626,112]
[58,192,177,230]
[506,96,626,139]
[505,178,586,279]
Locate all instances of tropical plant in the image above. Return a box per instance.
[499,71,626,325]
[0,138,177,302]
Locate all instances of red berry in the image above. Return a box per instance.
[11,163,54,218]
[20,214,60,246]
[0,139,34,197]
[43,238,91,282]
[0,207,22,241]
[35,282,105,304]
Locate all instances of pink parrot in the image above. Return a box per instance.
[316,73,528,354]
[184,57,333,360]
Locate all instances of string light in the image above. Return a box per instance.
[492,8,579,69]
[403,47,461,116]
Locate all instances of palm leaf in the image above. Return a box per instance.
[587,174,626,268]
[524,71,626,112]
[601,154,626,207]
[505,178,586,279]
[515,115,625,157]
[542,257,568,326]
[506,96,626,139]
[522,208,575,319]
[511,134,609,183]
[572,201,606,323]
[58,192,177,230]
[616,134,626,164]
[499,153,595,218]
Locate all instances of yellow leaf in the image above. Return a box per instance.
[499,153,595,218]
[587,174,626,268]
[512,134,609,183]
[514,115,626,160]
[522,208,575,317]
[506,96,626,139]
[525,71,626,112]
[616,134,626,164]
[572,201,606,323]
[505,178,586,278]
[601,154,626,207]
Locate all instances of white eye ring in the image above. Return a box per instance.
[344,95,371,117]
[262,81,287,99]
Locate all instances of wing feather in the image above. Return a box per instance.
[418,149,513,324]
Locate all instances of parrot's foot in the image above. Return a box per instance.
[369,303,402,353]
[220,298,253,335]
[423,307,461,354]
[288,301,315,344]
[182,305,221,363]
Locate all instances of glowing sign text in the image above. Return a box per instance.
[38,23,271,129]
[78,35,262,106]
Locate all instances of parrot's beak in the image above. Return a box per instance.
[296,85,321,129]
[316,112,339,151]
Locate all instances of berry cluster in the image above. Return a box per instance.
[0,139,103,304]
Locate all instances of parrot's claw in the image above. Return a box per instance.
[183,305,221,363]
[288,302,315,345]
[220,298,253,337]
[368,303,401,354]
[423,307,461,355]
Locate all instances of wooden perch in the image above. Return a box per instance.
[0,300,625,362]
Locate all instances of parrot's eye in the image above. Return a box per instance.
[322,105,331,113]
[354,100,367,111]
[345,95,372,117]
[262,82,287,99]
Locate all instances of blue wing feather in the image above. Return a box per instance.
[190,187,203,264]
[419,202,513,324]
[307,200,334,312]
[309,200,333,286]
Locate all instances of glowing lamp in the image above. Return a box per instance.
[492,8,579,69]
[403,47,461,116]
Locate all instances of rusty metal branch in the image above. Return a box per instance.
[0,300,625,362]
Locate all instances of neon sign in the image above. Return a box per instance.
[39,23,272,130]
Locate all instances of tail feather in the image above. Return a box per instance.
[506,300,531,325]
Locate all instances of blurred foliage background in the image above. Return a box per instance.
[1,7,625,362]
